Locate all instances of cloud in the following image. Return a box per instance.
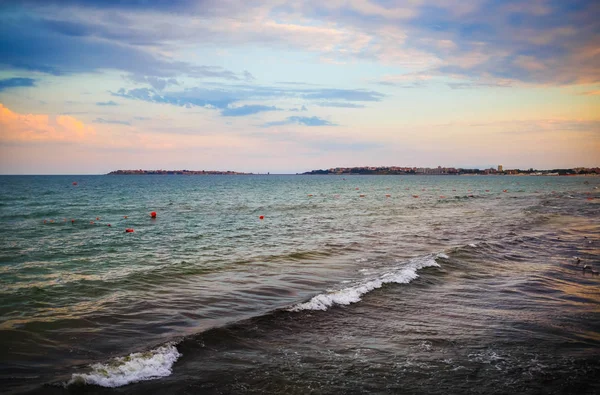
[0,103,95,143]
[123,74,180,90]
[93,118,131,125]
[264,116,336,127]
[301,88,385,101]
[111,85,385,113]
[221,105,280,117]
[578,90,600,96]
[96,100,119,106]
[0,13,247,80]
[0,77,36,91]
[315,102,365,108]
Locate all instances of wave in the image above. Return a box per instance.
[287,254,441,312]
[67,344,180,388]
[62,253,444,388]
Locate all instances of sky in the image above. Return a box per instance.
[0,0,598,174]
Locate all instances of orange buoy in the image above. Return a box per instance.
[150,211,157,218]
[503,190,508,193]
[413,195,419,198]
[123,216,128,219]
[125,228,134,233]
[307,194,313,197]
[90,221,95,224]
[259,215,264,220]
[385,194,391,197]
[587,197,594,201]
[359,194,365,197]
[96,217,100,221]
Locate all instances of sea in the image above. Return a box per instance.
[0,174,599,395]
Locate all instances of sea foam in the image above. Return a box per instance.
[68,344,180,388]
[288,255,440,312]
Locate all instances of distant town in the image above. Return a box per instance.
[302,166,600,176]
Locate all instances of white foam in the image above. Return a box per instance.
[288,255,440,312]
[436,252,449,259]
[68,344,181,388]
[468,243,477,248]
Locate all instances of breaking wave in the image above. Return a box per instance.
[67,344,180,388]
[288,254,441,312]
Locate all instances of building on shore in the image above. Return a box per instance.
[498,164,503,172]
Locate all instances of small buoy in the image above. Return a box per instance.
[587,197,594,201]
[96,217,100,221]
[43,220,47,224]
[72,182,77,186]
[485,190,490,192]
[50,220,54,223]
[71,219,75,224]
[503,190,508,193]
[259,215,264,220]
[90,221,94,224]
[123,216,128,219]
[125,228,134,233]
[413,195,419,198]
[307,194,313,197]
[359,194,365,197]
[107,224,111,227]
[150,211,157,218]
[440,195,446,198]
[355,188,359,190]
[385,194,391,197]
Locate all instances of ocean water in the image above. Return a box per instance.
[0,175,599,394]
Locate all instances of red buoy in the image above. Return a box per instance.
[150,211,157,218]
[96,217,100,221]
[413,195,419,198]
[72,182,77,186]
[259,215,264,220]
[125,228,134,233]
[71,219,75,224]
[107,224,111,227]
[123,216,128,219]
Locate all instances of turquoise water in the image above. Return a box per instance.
[1,175,599,394]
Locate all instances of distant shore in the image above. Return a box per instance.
[107,170,254,175]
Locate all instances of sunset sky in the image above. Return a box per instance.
[0,0,598,174]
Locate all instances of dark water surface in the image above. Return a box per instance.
[0,175,598,394]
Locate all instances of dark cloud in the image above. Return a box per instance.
[221,105,280,117]
[93,118,131,125]
[264,116,336,127]
[0,77,36,91]
[0,14,246,80]
[96,100,119,106]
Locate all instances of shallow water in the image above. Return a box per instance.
[0,175,598,394]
